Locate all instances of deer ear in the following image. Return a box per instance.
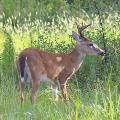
[72,31,83,42]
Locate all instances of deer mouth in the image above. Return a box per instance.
[98,51,105,56]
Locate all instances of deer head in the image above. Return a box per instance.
[72,23,105,56]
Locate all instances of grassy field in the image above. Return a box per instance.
[0,13,120,120]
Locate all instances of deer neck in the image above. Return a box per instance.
[69,45,86,67]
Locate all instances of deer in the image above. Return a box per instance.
[16,23,105,104]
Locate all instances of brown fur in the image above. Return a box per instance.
[16,24,105,104]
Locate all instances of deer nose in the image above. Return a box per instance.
[98,51,105,56]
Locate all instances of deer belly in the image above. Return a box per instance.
[40,74,55,84]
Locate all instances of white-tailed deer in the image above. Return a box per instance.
[16,23,105,104]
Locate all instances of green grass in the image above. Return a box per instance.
[0,75,119,120]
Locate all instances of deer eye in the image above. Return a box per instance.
[88,43,93,47]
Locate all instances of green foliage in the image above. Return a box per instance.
[1,31,15,75]
[1,0,15,24]
[0,0,120,119]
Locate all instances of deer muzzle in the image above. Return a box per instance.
[98,51,105,56]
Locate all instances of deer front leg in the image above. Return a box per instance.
[58,70,72,101]
[51,83,58,101]
[60,83,69,101]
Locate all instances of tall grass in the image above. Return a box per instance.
[0,13,120,119]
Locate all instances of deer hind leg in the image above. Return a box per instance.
[30,80,40,104]
[19,79,25,104]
